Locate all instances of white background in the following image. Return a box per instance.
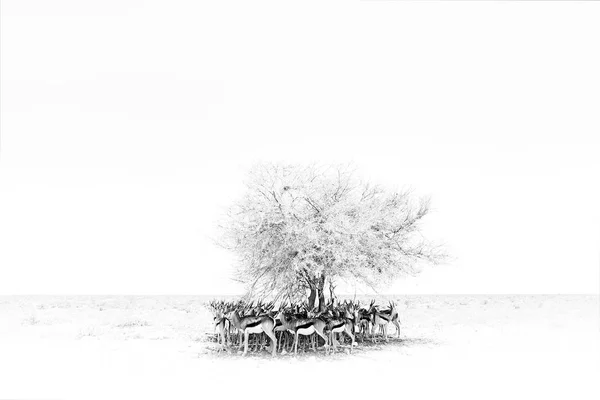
[1,0,599,295]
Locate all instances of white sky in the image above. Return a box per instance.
[1,0,599,295]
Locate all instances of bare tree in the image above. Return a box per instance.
[217,163,445,309]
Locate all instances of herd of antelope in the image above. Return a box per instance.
[205,299,401,356]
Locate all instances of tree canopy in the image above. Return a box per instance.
[217,163,445,308]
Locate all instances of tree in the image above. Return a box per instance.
[217,163,445,309]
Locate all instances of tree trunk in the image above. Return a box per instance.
[307,274,326,311]
[329,280,336,303]
[317,274,326,312]
[308,286,317,309]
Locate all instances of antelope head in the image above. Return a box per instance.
[368,299,376,313]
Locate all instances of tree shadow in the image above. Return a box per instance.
[200,335,441,360]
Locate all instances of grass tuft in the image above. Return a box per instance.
[115,319,150,328]
[22,316,40,325]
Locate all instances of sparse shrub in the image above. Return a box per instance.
[22,316,40,325]
[150,335,170,340]
[115,319,150,328]
[77,327,101,338]
[189,334,205,343]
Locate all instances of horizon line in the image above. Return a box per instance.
[1,292,597,297]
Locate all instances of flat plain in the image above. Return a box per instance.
[0,294,598,400]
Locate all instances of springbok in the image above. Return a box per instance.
[213,314,229,350]
[357,300,374,341]
[276,308,330,355]
[370,300,400,342]
[228,307,277,356]
[327,305,358,352]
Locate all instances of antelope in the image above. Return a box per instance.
[345,301,361,336]
[251,301,276,352]
[385,300,401,338]
[205,298,402,355]
[213,314,229,349]
[274,304,298,353]
[228,306,277,356]
[357,300,374,341]
[206,300,230,350]
[276,307,330,355]
[327,304,358,352]
[370,300,400,342]
[274,317,291,353]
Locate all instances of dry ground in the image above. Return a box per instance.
[0,295,598,400]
